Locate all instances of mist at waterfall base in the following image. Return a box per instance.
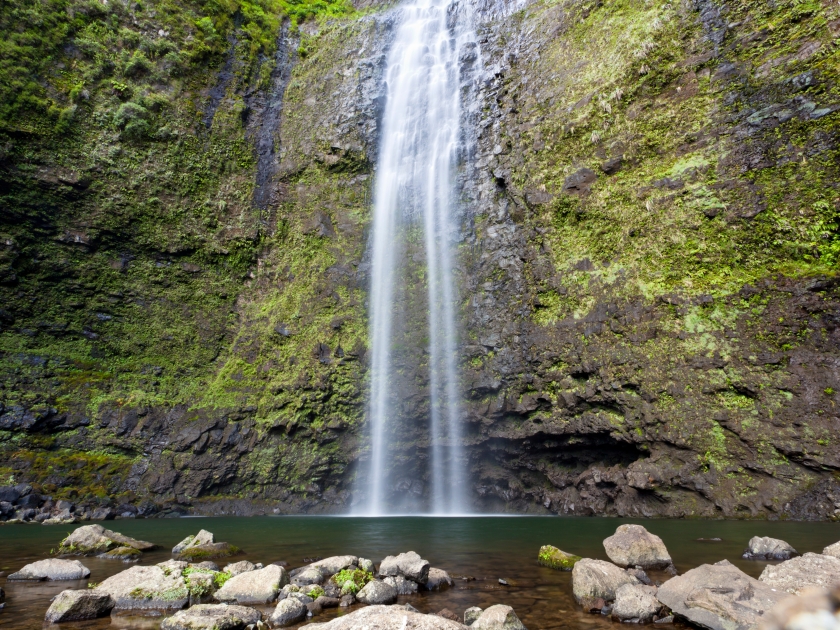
[356,0,478,515]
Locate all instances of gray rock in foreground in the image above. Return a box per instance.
[603,524,673,570]
[94,563,188,610]
[378,551,430,583]
[656,560,787,630]
[612,584,661,623]
[822,541,840,560]
[760,587,840,630]
[464,606,483,626]
[572,558,640,603]
[759,553,840,594]
[215,564,288,604]
[160,604,261,630]
[8,559,90,581]
[356,579,398,605]
[270,598,307,627]
[471,604,527,630]
[743,536,798,560]
[45,590,115,623]
[301,605,466,629]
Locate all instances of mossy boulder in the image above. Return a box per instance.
[538,545,582,571]
[58,524,156,556]
[98,546,142,562]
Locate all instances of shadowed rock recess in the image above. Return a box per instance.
[0,0,838,519]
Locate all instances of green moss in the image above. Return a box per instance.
[537,545,582,571]
[332,568,372,594]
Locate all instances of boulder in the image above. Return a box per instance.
[270,597,307,627]
[759,586,840,630]
[822,541,840,559]
[8,559,90,581]
[743,536,798,560]
[464,606,483,625]
[160,604,261,630]
[537,545,582,570]
[612,584,661,623]
[603,524,673,570]
[224,560,256,577]
[471,604,527,630]
[759,553,840,594]
[425,568,453,591]
[291,566,324,586]
[378,551,430,583]
[309,555,358,575]
[356,579,398,605]
[58,524,156,555]
[316,595,340,609]
[571,558,640,603]
[98,546,141,561]
[192,561,220,572]
[297,605,465,629]
[358,558,375,573]
[95,563,189,610]
[172,530,239,561]
[173,529,214,554]
[215,564,288,604]
[656,560,787,630]
[44,589,115,623]
[383,574,418,595]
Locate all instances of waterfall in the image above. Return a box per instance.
[359,0,477,515]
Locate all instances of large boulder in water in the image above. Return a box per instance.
[270,597,307,627]
[160,604,261,630]
[172,529,240,561]
[471,604,527,630]
[356,579,398,605]
[759,553,840,594]
[424,568,453,591]
[743,536,798,560]
[603,524,673,570]
[378,551,430,583]
[214,564,288,604]
[572,558,640,603]
[656,560,787,630]
[44,589,115,623]
[537,545,582,571]
[58,524,156,555]
[299,605,465,629]
[612,584,661,623]
[94,562,189,610]
[8,559,90,581]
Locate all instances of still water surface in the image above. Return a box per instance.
[1,516,838,629]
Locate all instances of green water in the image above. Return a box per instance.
[0,516,838,629]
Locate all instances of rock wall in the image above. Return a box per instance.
[1,0,839,519]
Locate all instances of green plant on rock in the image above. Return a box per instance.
[332,568,372,594]
[537,545,582,571]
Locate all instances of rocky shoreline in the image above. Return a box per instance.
[2,523,839,629]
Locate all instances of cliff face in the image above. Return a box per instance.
[1,0,838,519]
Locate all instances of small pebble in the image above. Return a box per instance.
[498,578,508,586]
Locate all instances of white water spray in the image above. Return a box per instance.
[359,0,477,515]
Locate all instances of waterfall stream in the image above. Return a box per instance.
[359,0,478,515]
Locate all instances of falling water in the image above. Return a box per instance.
[360,0,477,515]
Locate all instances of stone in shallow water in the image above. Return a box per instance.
[759,553,840,594]
[59,524,155,555]
[424,568,453,590]
[215,564,288,604]
[471,604,527,630]
[356,579,397,605]
[743,536,798,560]
[98,546,142,562]
[572,558,640,603]
[464,606,483,625]
[383,574,418,595]
[298,605,465,629]
[537,545,582,570]
[8,559,90,581]
[656,560,787,630]
[45,590,115,623]
[160,603,261,630]
[270,598,307,627]
[603,524,673,570]
[612,584,661,623]
[94,563,189,610]
[378,551,430,583]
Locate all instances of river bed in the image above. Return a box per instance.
[1,516,838,629]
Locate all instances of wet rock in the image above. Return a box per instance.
[823,541,840,559]
[464,606,483,625]
[44,589,115,623]
[8,559,90,581]
[383,574,418,595]
[603,524,673,570]
[291,566,325,586]
[578,597,606,613]
[297,605,465,629]
[759,553,840,594]
[572,558,640,603]
[656,560,786,630]
[160,604,261,630]
[378,551,430,583]
[471,604,527,630]
[98,546,142,561]
[537,545,582,570]
[339,594,355,607]
[315,595,340,608]
[355,579,397,605]
[425,568,453,590]
[270,597,307,626]
[94,563,189,610]
[215,564,289,604]
[225,560,257,576]
[612,584,661,623]
[173,529,214,554]
[436,608,460,621]
[743,536,798,560]
[58,524,156,555]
